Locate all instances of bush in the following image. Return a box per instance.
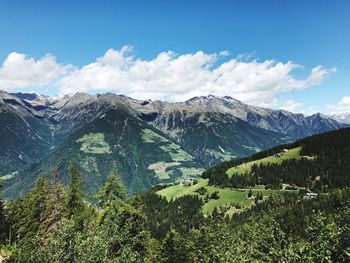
[204,194,210,203]
[210,191,220,200]
[233,203,241,209]
[195,187,207,195]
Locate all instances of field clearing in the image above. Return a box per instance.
[202,186,251,214]
[157,179,291,214]
[226,146,303,177]
[157,179,208,200]
[77,133,111,154]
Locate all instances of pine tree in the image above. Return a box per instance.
[96,169,126,208]
[259,192,264,201]
[65,164,85,221]
[40,169,66,241]
[160,230,188,263]
[23,176,50,239]
[248,188,253,198]
[0,199,9,243]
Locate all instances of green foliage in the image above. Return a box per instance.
[3,108,205,199]
[210,191,220,200]
[65,164,85,221]
[159,230,190,263]
[205,128,350,191]
[194,186,207,195]
[139,191,203,239]
[3,128,350,262]
[96,169,126,207]
[0,199,9,244]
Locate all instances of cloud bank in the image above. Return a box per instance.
[328,96,350,113]
[0,52,73,91]
[0,45,335,105]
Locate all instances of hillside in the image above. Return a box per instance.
[157,178,290,215]
[2,108,204,198]
[0,103,53,174]
[157,128,350,216]
[203,127,350,190]
[226,146,303,176]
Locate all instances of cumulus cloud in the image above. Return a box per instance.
[257,98,313,115]
[0,46,335,105]
[328,96,350,113]
[0,52,73,91]
[280,100,302,112]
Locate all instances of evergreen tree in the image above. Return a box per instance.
[160,230,189,263]
[0,199,9,244]
[65,164,85,222]
[96,169,126,208]
[22,176,50,239]
[40,169,66,241]
[248,188,253,198]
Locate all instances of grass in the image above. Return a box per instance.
[157,178,208,200]
[202,186,251,214]
[141,128,194,162]
[178,167,204,177]
[77,133,111,154]
[226,146,303,177]
[157,179,290,215]
[206,149,236,162]
[148,161,180,180]
[157,147,304,215]
[142,128,201,179]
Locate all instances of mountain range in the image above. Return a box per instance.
[331,112,350,124]
[0,90,348,198]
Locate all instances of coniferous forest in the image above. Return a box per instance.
[0,128,350,262]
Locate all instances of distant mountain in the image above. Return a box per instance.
[3,108,203,198]
[0,92,54,175]
[0,90,348,198]
[330,112,350,124]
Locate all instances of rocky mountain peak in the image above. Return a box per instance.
[330,112,350,124]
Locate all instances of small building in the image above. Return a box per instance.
[180,179,194,187]
[282,149,289,152]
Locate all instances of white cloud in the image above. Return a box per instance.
[339,96,350,107]
[328,96,350,113]
[0,46,335,106]
[0,52,73,91]
[280,100,302,112]
[257,99,314,115]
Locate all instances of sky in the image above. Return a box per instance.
[0,0,349,114]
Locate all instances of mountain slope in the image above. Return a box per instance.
[2,108,203,198]
[148,110,291,166]
[0,102,53,175]
[203,127,350,190]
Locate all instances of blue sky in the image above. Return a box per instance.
[0,0,349,114]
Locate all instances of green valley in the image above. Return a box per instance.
[157,178,290,215]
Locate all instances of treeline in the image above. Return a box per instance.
[204,128,350,190]
[138,192,203,239]
[1,168,350,261]
[0,165,150,262]
[0,164,209,262]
